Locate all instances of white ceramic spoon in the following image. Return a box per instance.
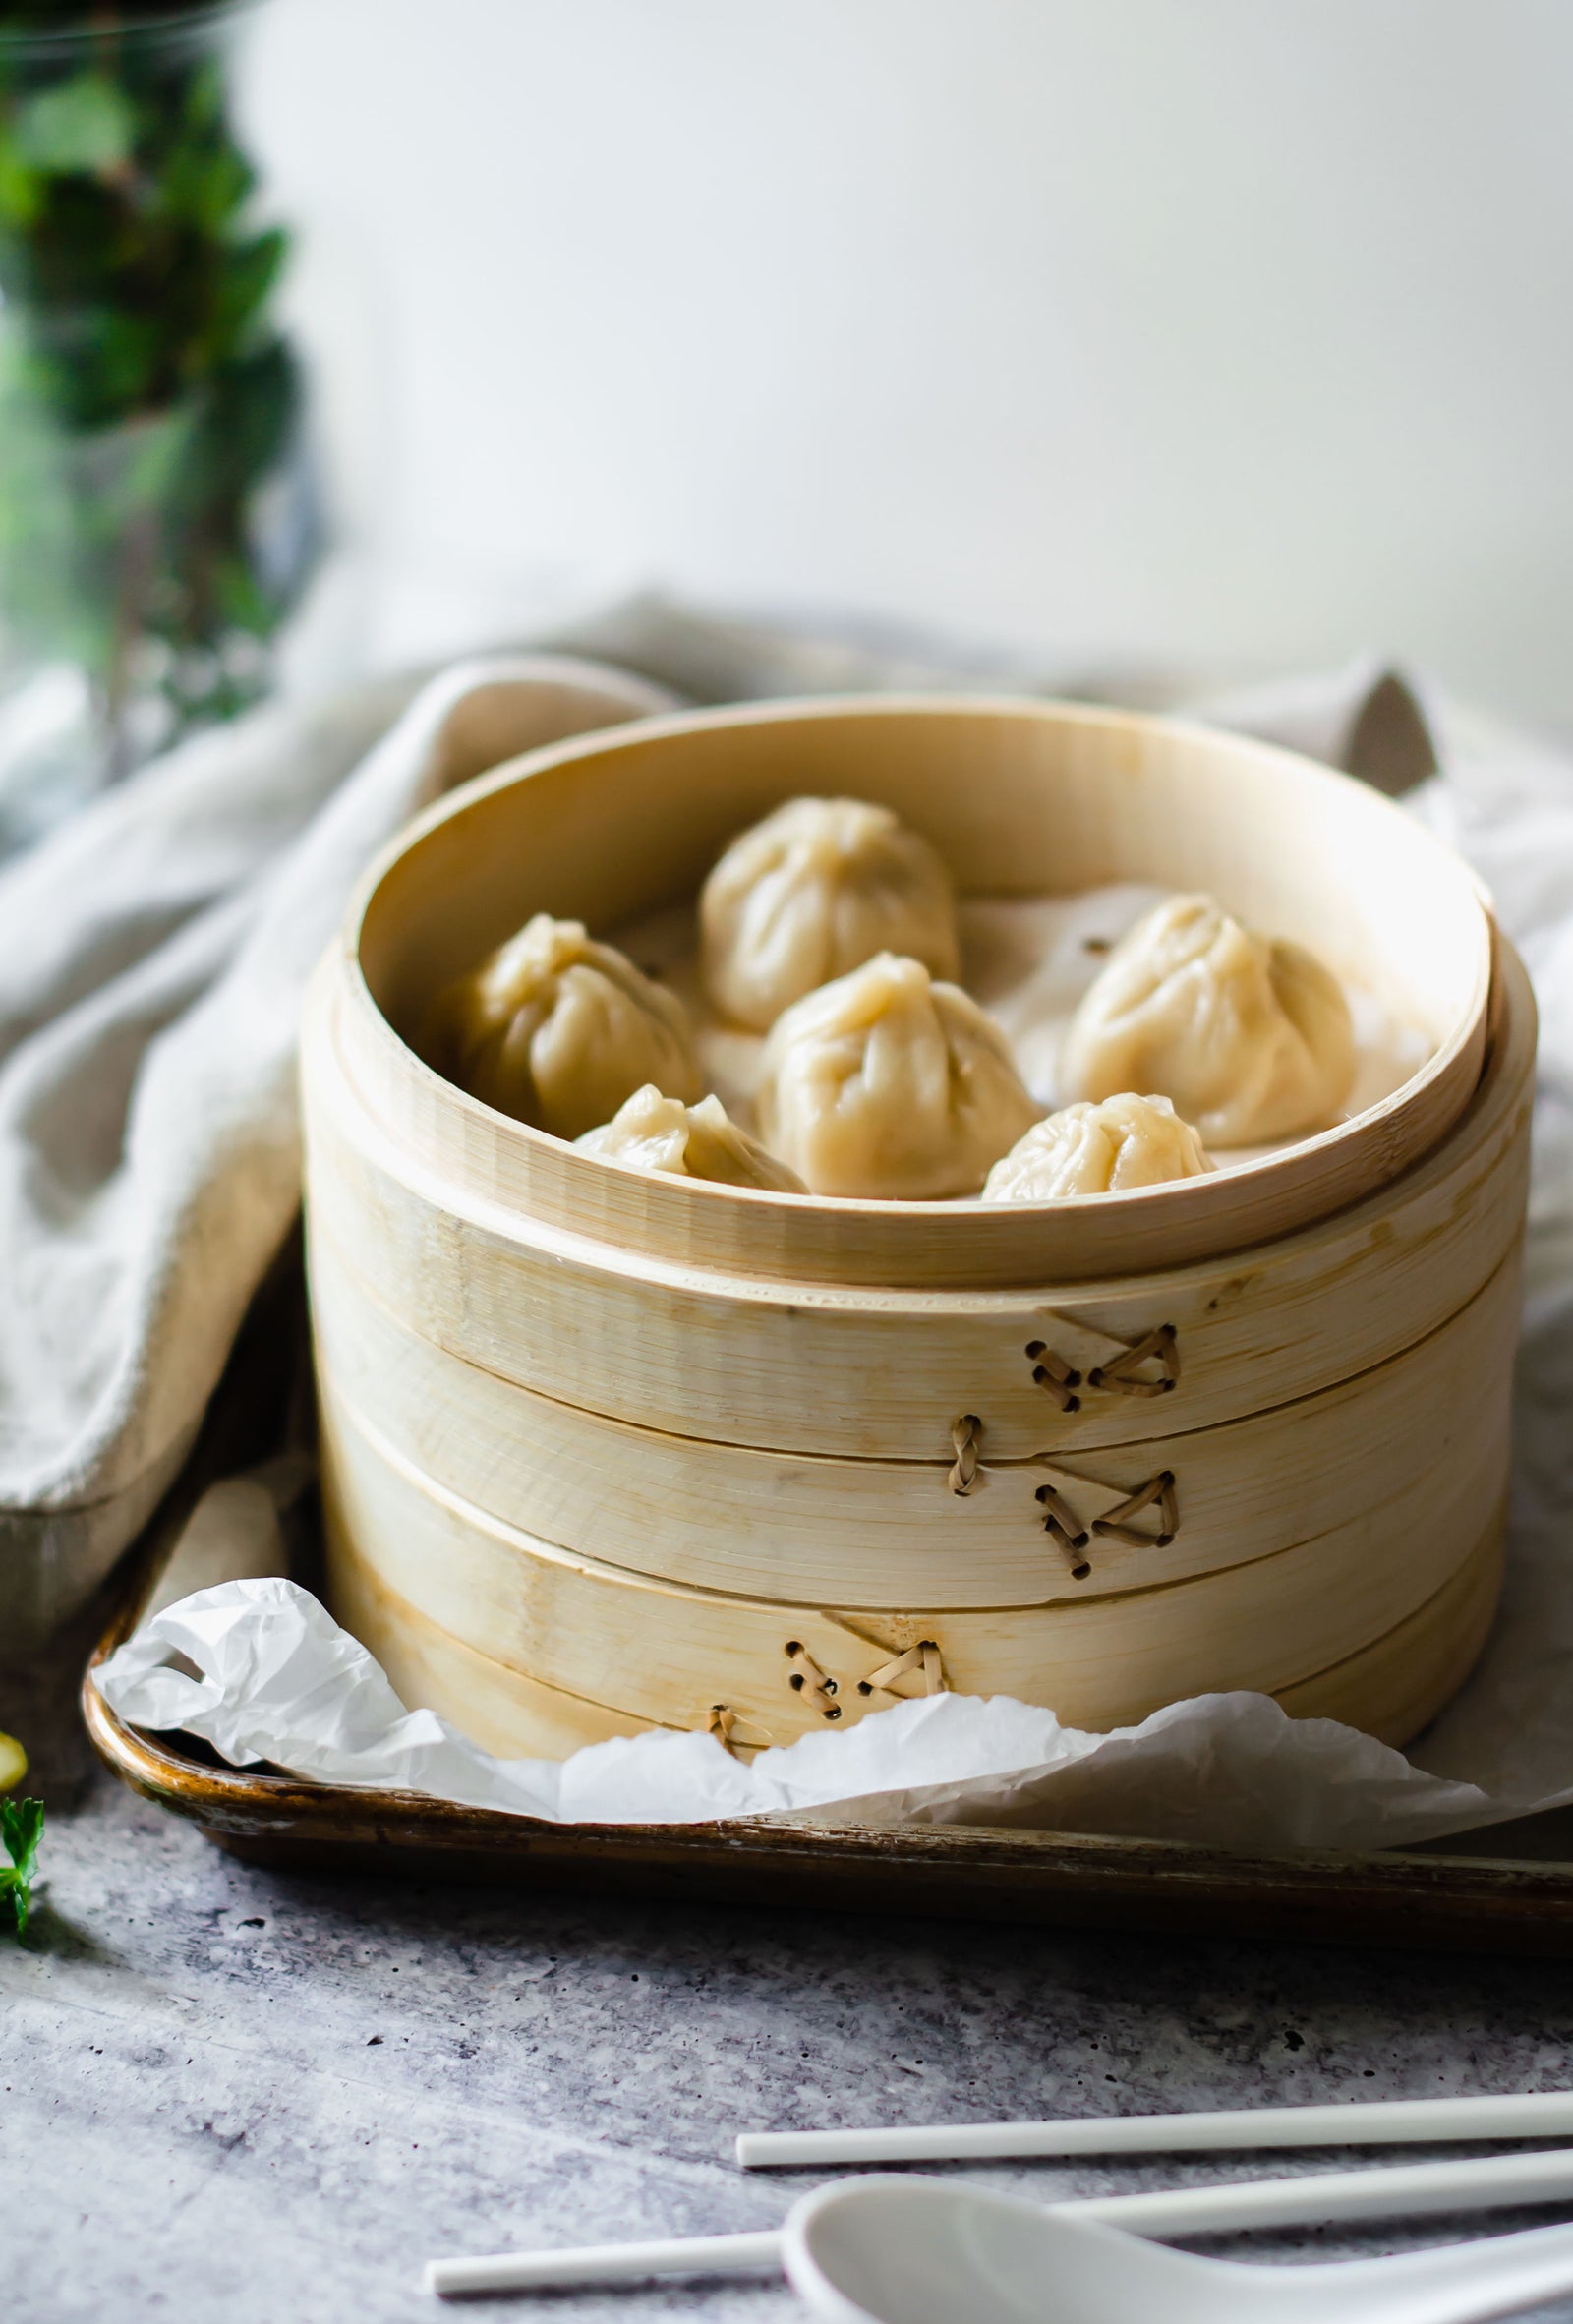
[785,2178,1573,2324]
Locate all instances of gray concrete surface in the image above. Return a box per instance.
[9,1674,1573,2324]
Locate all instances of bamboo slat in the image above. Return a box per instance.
[1271,1529,1504,1744]
[74,1268,1560,1954]
[322,1384,1505,1747]
[310,1234,1520,1611]
[320,1380,1506,1747]
[88,1531,1553,1956]
[328,1511,1505,1763]
[328,1546,665,1762]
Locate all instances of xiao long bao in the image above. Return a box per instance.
[700,795,961,1030]
[983,1092,1213,1201]
[424,912,702,1141]
[755,951,1040,1199]
[1063,894,1356,1146]
[576,1084,807,1192]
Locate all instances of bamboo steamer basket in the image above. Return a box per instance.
[302,696,1530,1759]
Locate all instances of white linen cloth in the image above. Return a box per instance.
[81,605,1573,1851]
[0,649,677,1642]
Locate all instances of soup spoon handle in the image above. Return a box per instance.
[1324,2215,1573,2324]
[1072,2144,1573,2237]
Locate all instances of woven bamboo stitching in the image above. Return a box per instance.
[1034,1466,1180,1571]
[1035,1482,1093,1579]
[948,1413,982,1494]
[1086,1323,1180,1397]
[785,1640,843,1719]
[857,1642,947,1702]
[1025,1323,1181,1406]
[1023,1341,1081,1412]
[1091,1468,1180,1547]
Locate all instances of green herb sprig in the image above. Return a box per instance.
[0,1795,43,1936]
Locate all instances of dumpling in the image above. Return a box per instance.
[700,795,961,1031]
[755,952,1039,1199]
[983,1093,1213,1201]
[576,1084,807,1192]
[425,913,703,1139]
[1061,895,1355,1145]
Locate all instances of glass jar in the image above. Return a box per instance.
[0,0,318,851]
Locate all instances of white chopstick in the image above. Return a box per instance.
[424,2140,1573,2297]
[1070,2145,1573,2236]
[426,2229,782,2297]
[735,2088,1573,2169]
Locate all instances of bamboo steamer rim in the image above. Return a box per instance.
[341,694,1495,1289]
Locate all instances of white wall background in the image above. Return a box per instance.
[238,0,1573,724]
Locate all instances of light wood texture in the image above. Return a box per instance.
[1272,1526,1504,1744]
[327,1550,665,1760]
[340,1514,1502,1761]
[320,1369,1506,1747]
[321,1399,1505,1753]
[330,696,1493,1288]
[310,1233,1521,1610]
[300,943,1534,1462]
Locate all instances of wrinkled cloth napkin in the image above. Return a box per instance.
[80,601,1573,1850]
[0,647,678,1642]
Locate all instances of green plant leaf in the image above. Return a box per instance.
[207,226,287,355]
[14,75,135,176]
[158,135,251,233]
[0,141,41,229]
[0,1795,43,1937]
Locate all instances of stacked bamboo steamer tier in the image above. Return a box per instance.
[302,698,1533,1761]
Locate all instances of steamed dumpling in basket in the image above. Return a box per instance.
[577,1084,806,1191]
[984,1093,1213,1200]
[700,795,961,1030]
[755,952,1039,1199]
[1062,894,1355,1146]
[425,913,703,1140]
